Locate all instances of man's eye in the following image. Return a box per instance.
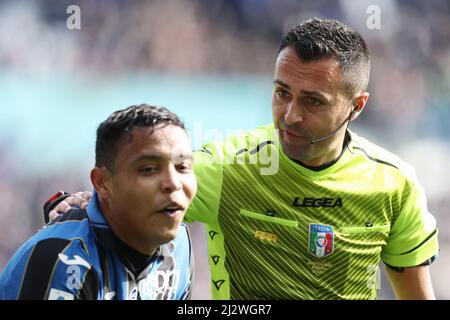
[176,163,192,173]
[304,97,323,107]
[139,167,158,174]
[275,88,289,98]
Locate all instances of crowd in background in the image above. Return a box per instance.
[0,0,449,299]
[1,0,448,136]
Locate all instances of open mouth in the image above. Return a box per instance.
[157,203,185,217]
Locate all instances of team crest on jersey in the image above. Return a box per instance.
[308,224,334,258]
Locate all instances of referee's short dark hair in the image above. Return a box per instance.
[279,17,370,98]
[95,104,185,173]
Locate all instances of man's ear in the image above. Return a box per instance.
[351,92,369,121]
[91,167,111,199]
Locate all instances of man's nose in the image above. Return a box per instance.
[284,101,304,125]
[161,166,182,193]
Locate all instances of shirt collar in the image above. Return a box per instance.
[86,190,109,228]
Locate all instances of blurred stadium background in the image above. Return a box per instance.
[0,0,449,299]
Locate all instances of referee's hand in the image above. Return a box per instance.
[48,191,92,222]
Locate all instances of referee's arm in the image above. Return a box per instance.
[386,264,435,300]
[381,178,438,300]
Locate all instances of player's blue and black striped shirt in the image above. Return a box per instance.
[0,192,194,300]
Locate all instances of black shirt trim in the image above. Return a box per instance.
[18,238,71,299]
[93,226,161,277]
[293,131,352,171]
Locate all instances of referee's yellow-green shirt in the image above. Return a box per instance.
[185,123,438,300]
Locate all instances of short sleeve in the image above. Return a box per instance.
[381,177,439,267]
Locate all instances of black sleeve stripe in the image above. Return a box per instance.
[18,238,71,300]
[77,268,99,300]
[98,246,112,297]
[385,255,437,272]
[15,243,38,300]
[400,229,438,255]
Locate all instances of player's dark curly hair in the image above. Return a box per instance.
[95,104,185,173]
[278,17,370,98]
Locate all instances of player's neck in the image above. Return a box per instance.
[99,200,159,257]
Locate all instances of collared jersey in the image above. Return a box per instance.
[0,193,193,300]
[185,123,438,300]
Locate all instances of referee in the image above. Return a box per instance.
[0,105,196,299]
[46,18,438,300]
